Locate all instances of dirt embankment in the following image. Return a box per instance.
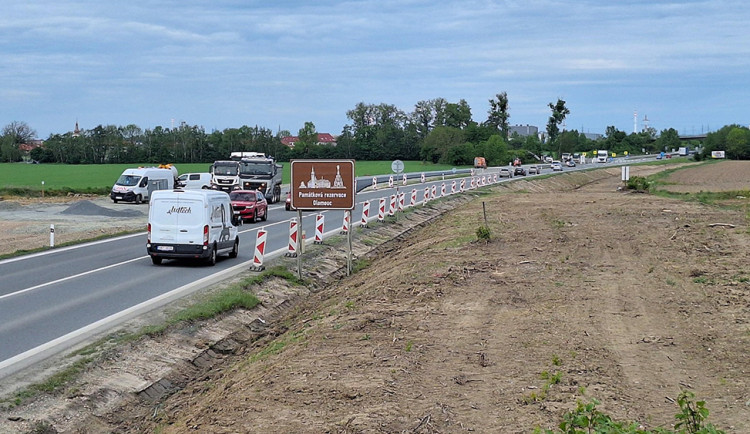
[1,162,749,433]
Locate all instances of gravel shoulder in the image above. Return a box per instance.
[1,162,748,433]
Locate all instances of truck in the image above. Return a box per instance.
[596,150,609,163]
[236,153,283,203]
[147,189,241,265]
[474,157,487,169]
[210,160,241,192]
[561,153,572,163]
[110,165,177,204]
[678,146,689,156]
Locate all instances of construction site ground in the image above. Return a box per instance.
[0,161,749,433]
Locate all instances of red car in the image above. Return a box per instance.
[230,190,268,223]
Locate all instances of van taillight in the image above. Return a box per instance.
[203,225,209,245]
[147,223,151,243]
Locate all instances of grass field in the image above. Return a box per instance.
[0,161,467,195]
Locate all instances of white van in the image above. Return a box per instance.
[111,166,177,204]
[147,190,241,265]
[177,172,212,190]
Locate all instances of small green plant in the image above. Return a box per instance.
[405,340,413,352]
[538,391,725,433]
[476,225,491,242]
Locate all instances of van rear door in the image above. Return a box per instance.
[150,195,205,246]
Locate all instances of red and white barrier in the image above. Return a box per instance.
[378,197,386,221]
[451,180,456,194]
[398,192,405,211]
[460,179,465,192]
[420,172,425,183]
[423,187,430,205]
[410,189,417,206]
[361,200,370,227]
[402,173,407,185]
[493,173,498,183]
[341,210,350,234]
[388,176,394,188]
[441,183,446,197]
[314,214,325,244]
[250,227,267,271]
[285,218,298,257]
[389,194,397,216]
[372,176,378,190]
[470,177,476,189]
[482,175,486,186]
[431,184,437,199]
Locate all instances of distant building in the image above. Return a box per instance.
[509,124,538,137]
[18,140,43,153]
[281,133,337,148]
[582,132,603,140]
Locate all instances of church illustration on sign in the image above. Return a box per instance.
[299,165,347,189]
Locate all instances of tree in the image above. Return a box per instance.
[1,121,36,162]
[297,122,318,148]
[486,92,510,138]
[444,99,473,129]
[2,121,36,144]
[655,128,681,152]
[546,99,569,156]
[725,126,750,159]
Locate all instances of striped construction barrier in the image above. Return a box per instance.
[388,175,394,188]
[340,210,350,235]
[314,214,324,244]
[378,198,386,222]
[441,182,446,197]
[431,184,436,199]
[250,227,267,271]
[285,218,298,257]
[402,173,407,186]
[372,176,378,190]
[421,172,425,183]
[423,187,430,205]
[451,180,456,194]
[398,192,405,211]
[389,194,397,216]
[361,200,370,227]
[460,178,465,192]
[410,189,417,206]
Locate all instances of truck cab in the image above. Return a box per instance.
[210,160,241,192]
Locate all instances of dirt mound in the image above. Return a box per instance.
[60,200,144,217]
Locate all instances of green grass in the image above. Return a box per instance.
[0,161,468,196]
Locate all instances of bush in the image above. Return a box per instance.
[626,176,650,192]
[476,225,491,241]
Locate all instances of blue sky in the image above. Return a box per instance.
[2,0,748,140]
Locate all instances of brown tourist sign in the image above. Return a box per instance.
[290,159,356,210]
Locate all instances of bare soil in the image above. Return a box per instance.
[1,161,749,433]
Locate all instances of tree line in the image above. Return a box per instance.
[2,95,748,164]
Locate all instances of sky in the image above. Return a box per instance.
[2,0,749,140]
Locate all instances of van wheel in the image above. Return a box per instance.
[207,246,217,266]
[135,194,142,204]
[151,256,162,265]
[229,238,239,258]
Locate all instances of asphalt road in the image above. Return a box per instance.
[0,158,648,378]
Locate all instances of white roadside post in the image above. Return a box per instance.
[49,224,55,247]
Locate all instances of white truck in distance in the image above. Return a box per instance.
[596,150,609,163]
[146,189,241,265]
